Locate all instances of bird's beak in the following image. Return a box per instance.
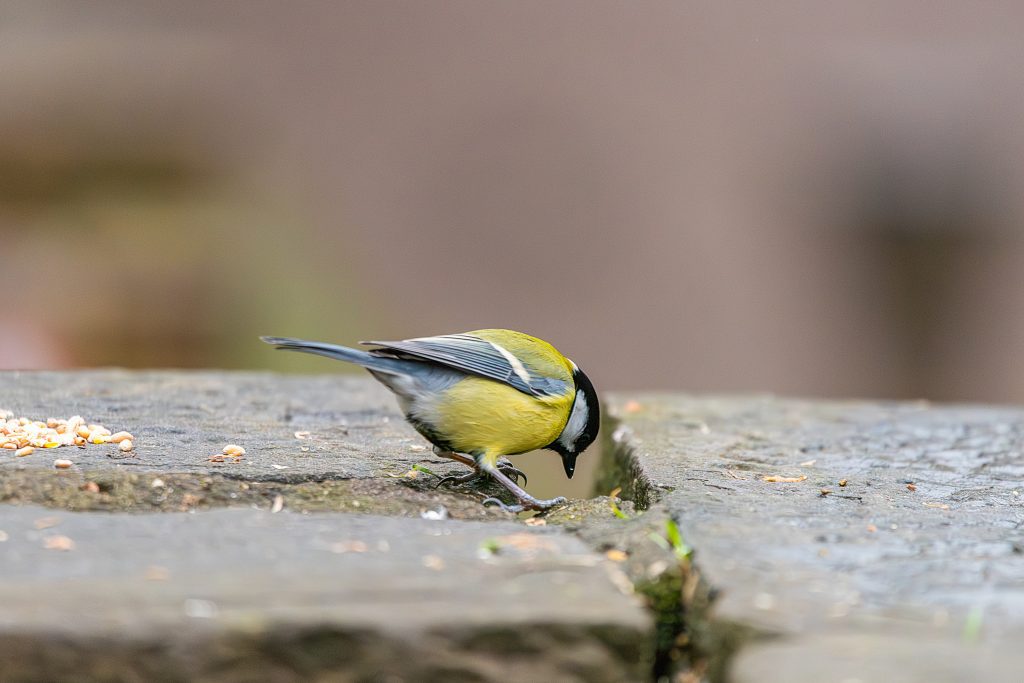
[561,452,577,479]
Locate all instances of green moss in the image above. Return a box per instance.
[591,414,656,510]
[636,564,687,670]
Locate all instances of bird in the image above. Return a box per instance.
[261,329,600,512]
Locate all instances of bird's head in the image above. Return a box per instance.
[547,365,600,479]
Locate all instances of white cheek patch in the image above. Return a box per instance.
[558,389,590,451]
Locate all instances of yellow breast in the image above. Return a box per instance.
[429,376,574,457]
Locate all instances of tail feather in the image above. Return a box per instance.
[260,336,405,373]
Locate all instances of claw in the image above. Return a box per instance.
[498,465,527,486]
[434,463,527,488]
[435,471,476,489]
[495,458,528,485]
[482,495,567,513]
[482,497,525,513]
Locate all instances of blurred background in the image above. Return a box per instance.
[4,1,1024,403]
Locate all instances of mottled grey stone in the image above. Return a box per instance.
[0,371,653,682]
[607,393,1024,682]
[1,370,433,482]
[0,506,651,682]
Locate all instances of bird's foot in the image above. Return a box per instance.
[435,458,527,488]
[482,495,567,514]
[435,470,482,488]
[495,457,528,485]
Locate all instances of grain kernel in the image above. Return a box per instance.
[109,431,134,443]
[15,446,34,457]
[119,439,134,452]
[53,459,73,469]
[223,444,246,456]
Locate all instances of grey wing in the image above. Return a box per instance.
[361,334,567,397]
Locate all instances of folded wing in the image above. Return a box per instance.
[362,334,567,397]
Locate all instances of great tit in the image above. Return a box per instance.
[261,329,600,512]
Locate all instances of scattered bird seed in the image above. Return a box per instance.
[1,414,133,456]
[762,474,807,483]
[43,535,75,551]
[422,555,446,571]
[53,459,73,469]
[605,549,628,562]
[329,540,368,554]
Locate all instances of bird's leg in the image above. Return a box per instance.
[432,449,527,487]
[480,461,566,513]
[431,448,477,469]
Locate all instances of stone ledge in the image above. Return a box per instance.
[0,371,655,682]
[0,506,651,682]
[607,393,1024,682]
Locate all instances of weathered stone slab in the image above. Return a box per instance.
[0,371,652,681]
[2,370,428,481]
[0,370,531,518]
[0,505,652,682]
[608,394,1024,682]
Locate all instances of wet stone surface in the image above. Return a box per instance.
[0,506,650,683]
[0,371,653,682]
[608,393,1024,682]
[2,370,450,482]
[0,370,532,517]
[8,371,1024,682]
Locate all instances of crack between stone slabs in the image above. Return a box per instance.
[577,410,772,683]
